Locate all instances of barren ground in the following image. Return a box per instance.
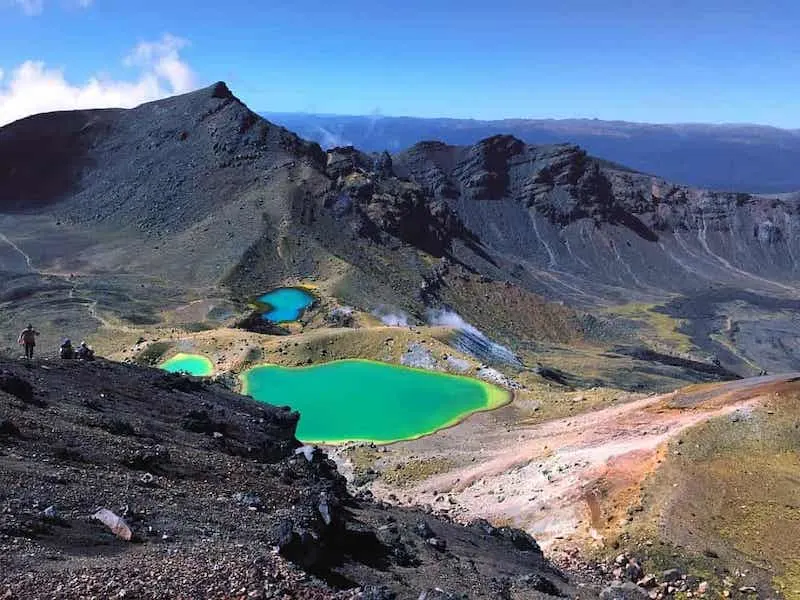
[338,374,799,556]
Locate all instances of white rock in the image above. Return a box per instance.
[295,445,316,462]
[92,508,132,541]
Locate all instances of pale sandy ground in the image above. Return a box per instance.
[364,374,799,553]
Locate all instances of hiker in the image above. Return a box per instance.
[76,341,95,361]
[17,324,39,359]
[59,338,75,359]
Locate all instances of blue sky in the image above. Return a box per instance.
[1,0,799,127]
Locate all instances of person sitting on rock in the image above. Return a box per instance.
[17,324,39,359]
[76,341,95,361]
[59,338,75,359]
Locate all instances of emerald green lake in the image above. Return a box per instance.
[160,353,214,377]
[259,288,314,323]
[240,359,509,444]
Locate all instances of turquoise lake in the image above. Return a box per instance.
[240,359,509,444]
[259,288,314,323]
[160,353,214,377]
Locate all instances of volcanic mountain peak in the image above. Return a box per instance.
[209,80,236,100]
[0,80,326,218]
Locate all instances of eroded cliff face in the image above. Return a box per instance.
[394,135,800,302]
[391,136,800,375]
[324,146,471,258]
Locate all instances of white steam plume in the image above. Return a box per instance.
[427,308,522,367]
[315,125,351,149]
[373,307,410,327]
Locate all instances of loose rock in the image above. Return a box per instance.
[92,508,133,541]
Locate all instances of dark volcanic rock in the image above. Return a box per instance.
[181,409,228,435]
[0,82,325,225]
[374,151,394,178]
[0,370,36,404]
[459,135,527,200]
[337,173,474,258]
[0,357,585,599]
[0,418,21,437]
[495,526,543,555]
[469,518,499,537]
[355,585,397,600]
[599,582,651,600]
[414,520,435,539]
[326,146,374,180]
[612,347,741,381]
[418,590,468,600]
[518,573,564,596]
[234,312,291,336]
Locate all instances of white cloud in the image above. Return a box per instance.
[10,0,44,15]
[124,34,195,92]
[6,0,93,14]
[0,34,197,127]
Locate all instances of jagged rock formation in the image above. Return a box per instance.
[324,146,471,258]
[264,111,800,193]
[394,135,800,300]
[0,358,586,598]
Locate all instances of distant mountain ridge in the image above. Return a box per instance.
[263,112,800,193]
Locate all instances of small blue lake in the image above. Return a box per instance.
[259,287,314,323]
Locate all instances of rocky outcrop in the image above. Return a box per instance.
[454,135,527,201]
[357,183,467,257]
[234,311,291,335]
[395,138,653,234]
[325,146,475,258]
[326,146,374,180]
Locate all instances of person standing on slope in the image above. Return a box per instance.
[17,324,39,359]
